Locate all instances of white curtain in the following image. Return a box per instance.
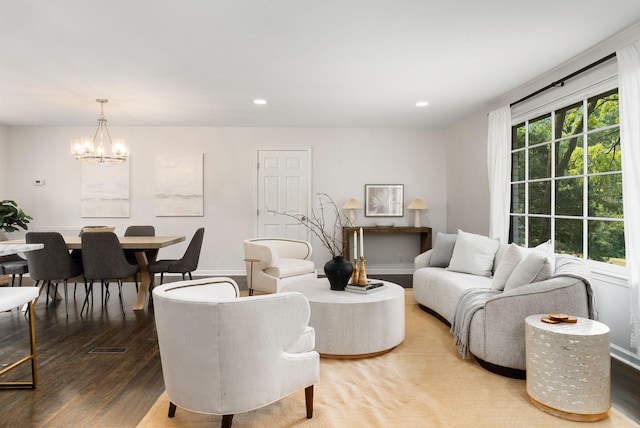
[487,105,512,243]
[618,40,640,354]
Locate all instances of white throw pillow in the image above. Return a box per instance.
[535,239,553,254]
[503,250,555,291]
[491,243,528,290]
[447,230,500,277]
[428,232,458,267]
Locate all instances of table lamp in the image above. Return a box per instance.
[342,198,363,226]
[407,198,428,227]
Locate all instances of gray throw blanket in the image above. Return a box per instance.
[450,288,500,359]
[451,254,598,360]
[552,254,598,320]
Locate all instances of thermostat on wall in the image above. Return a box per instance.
[33,179,45,186]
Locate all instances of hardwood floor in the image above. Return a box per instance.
[611,357,640,423]
[1,276,638,427]
[0,282,164,427]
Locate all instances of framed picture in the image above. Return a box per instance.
[155,153,204,216]
[365,184,404,217]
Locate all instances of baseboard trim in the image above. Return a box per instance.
[610,344,640,371]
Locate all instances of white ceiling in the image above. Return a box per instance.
[1,1,640,128]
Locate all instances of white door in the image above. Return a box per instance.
[256,149,311,239]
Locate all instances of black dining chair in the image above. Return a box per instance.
[148,228,205,287]
[24,232,85,317]
[0,231,29,287]
[123,225,155,291]
[124,225,155,237]
[1,260,29,287]
[81,232,139,315]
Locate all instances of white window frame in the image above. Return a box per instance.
[510,77,625,276]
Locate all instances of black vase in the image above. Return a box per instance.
[324,256,353,291]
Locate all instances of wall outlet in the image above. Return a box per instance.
[33,179,45,186]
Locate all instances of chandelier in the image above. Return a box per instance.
[70,99,128,163]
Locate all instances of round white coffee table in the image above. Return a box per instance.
[282,278,405,358]
[525,314,610,421]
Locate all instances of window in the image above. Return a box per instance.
[510,89,624,266]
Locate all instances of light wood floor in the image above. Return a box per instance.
[0,275,638,427]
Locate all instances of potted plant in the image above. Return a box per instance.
[0,199,32,234]
[269,193,353,290]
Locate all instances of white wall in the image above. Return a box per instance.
[0,126,7,196]
[444,110,490,235]
[4,126,446,274]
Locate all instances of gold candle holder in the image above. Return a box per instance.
[350,258,359,285]
[357,257,368,286]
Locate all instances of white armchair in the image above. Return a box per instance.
[243,238,317,294]
[153,277,320,427]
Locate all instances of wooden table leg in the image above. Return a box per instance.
[133,249,157,311]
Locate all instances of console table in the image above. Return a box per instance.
[342,226,432,260]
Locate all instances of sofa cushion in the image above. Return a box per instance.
[413,267,493,324]
[448,230,500,277]
[491,243,528,290]
[428,232,457,267]
[503,251,554,291]
[265,259,316,278]
[492,243,509,275]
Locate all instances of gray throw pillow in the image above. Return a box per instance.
[491,243,528,290]
[428,232,457,267]
[503,250,555,291]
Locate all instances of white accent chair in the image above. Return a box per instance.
[153,277,320,428]
[243,238,316,294]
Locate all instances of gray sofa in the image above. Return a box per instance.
[412,230,595,377]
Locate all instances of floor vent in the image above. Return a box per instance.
[89,347,128,354]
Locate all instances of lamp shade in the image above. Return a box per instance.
[407,198,428,210]
[342,198,363,210]
[342,198,362,227]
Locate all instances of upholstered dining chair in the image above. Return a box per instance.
[124,225,155,236]
[81,232,139,314]
[148,227,204,286]
[124,225,156,291]
[0,231,29,287]
[153,277,319,427]
[243,238,316,294]
[24,232,85,317]
[124,225,155,264]
[1,259,29,287]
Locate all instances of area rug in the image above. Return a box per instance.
[138,290,638,428]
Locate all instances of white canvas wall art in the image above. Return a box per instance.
[155,153,204,216]
[81,161,130,217]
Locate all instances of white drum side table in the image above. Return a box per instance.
[282,278,405,358]
[525,314,610,422]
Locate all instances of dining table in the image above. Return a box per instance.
[0,235,185,311]
[0,243,44,257]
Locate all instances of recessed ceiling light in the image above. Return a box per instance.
[415,101,429,107]
[253,99,267,105]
